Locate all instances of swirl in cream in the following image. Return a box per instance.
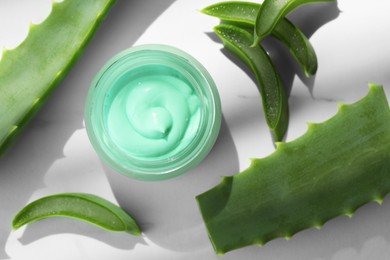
[106,71,200,160]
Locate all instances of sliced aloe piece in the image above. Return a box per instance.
[0,0,116,155]
[214,24,289,141]
[202,1,317,76]
[13,193,141,235]
[197,85,390,254]
[253,0,336,45]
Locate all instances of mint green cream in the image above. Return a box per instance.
[85,45,221,181]
[107,73,200,159]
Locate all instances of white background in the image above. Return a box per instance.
[1,0,390,259]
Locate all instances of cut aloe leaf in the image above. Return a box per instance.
[202,1,317,76]
[214,24,289,141]
[13,193,141,235]
[0,0,116,155]
[197,84,390,254]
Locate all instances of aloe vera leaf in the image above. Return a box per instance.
[197,84,390,255]
[214,24,289,141]
[12,193,141,235]
[202,1,317,76]
[253,0,336,46]
[0,0,116,155]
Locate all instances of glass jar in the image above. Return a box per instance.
[85,44,221,181]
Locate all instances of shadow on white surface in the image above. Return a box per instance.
[105,117,239,253]
[288,2,341,38]
[287,2,340,92]
[0,0,175,258]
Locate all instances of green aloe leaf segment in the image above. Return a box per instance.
[197,85,390,255]
[0,0,116,155]
[202,0,334,141]
[214,24,289,141]
[13,193,141,235]
[202,1,317,76]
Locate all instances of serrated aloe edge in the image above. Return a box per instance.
[0,0,116,155]
[197,84,390,255]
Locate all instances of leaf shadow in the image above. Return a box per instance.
[287,1,340,94]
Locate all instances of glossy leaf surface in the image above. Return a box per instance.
[202,1,317,76]
[13,193,141,235]
[214,24,289,141]
[253,0,336,45]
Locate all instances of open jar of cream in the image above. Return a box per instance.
[85,45,221,181]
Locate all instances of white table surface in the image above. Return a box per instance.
[1,0,390,259]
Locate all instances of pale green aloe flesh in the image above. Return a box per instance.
[253,0,336,45]
[13,193,141,235]
[214,24,289,141]
[197,85,390,255]
[0,0,116,155]
[202,1,317,76]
